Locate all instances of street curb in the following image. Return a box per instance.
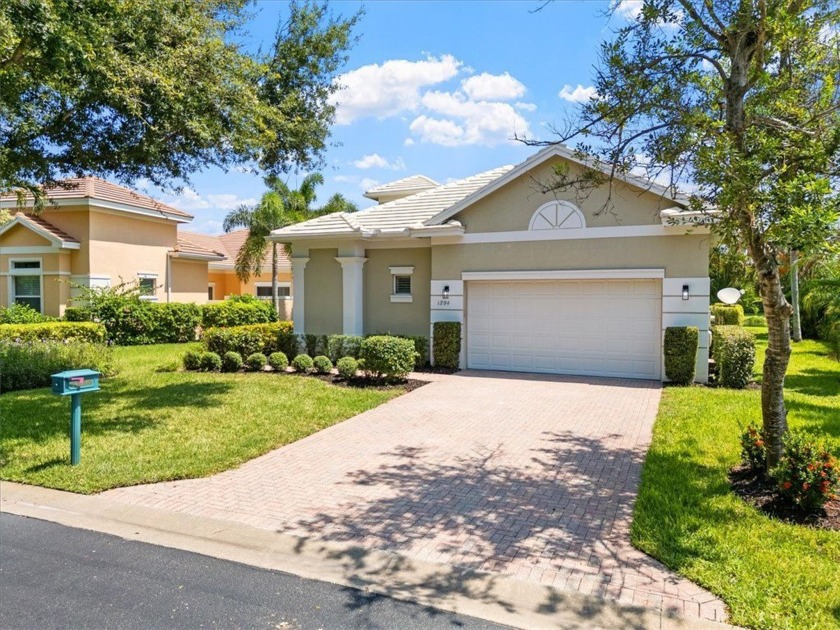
[1,481,734,630]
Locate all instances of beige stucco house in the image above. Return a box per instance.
[0,178,226,317]
[271,146,712,382]
[178,229,294,320]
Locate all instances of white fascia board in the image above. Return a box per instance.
[426,145,688,227]
[0,197,191,223]
[0,215,81,249]
[462,268,666,281]
[169,252,225,262]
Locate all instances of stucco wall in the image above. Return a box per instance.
[1,223,53,247]
[304,248,342,334]
[431,235,709,280]
[454,157,672,233]
[364,247,431,337]
[36,208,91,275]
[0,251,71,316]
[170,259,210,304]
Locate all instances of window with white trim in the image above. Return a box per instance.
[389,266,414,303]
[137,273,158,301]
[10,259,43,313]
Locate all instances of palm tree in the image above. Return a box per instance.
[223,190,290,315]
[266,172,358,220]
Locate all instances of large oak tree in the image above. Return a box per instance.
[541,0,839,468]
[0,0,358,204]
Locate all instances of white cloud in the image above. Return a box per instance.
[404,138,415,146]
[408,90,531,147]
[359,177,381,191]
[165,188,256,212]
[613,0,643,19]
[331,55,462,125]
[351,153,406,171]
[461,72,526,101]
[558,84,598,103]
[515,101,537,112]
[334,174,355,183]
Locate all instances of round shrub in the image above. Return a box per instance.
[291,353,314,373]
[663,326,698,385]
[245,352,267,371]
[221,351,243,373]
[198,351,222,372]
[771,432,839,510]
[268,352,289,372]
[336,356,358,380]
[183,349,203,371]
[313,355,333,374]
[712,325,756,389]
[360,335,417,381]
[740,425,766,470]
[711,303,745,326]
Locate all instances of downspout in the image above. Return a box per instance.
[166,254,172,303]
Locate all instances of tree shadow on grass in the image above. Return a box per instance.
[287,430,708,623]
[784,368,840,398]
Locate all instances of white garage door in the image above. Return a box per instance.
[467,279,662,380]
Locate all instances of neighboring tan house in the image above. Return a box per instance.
[271,145,712,382]
[0,178,225,317]
[177,229,294,320]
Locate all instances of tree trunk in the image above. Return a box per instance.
[790,250,802,342]
[271,243,278,317]
[757,261,793,471]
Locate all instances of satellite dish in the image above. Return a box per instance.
[717,287,745,305]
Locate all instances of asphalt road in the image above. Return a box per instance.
[0,513,508,630]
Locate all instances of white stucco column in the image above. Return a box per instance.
[291,257,309,334]
[335,256,367,336]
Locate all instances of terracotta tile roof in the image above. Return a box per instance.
[174,236,226,259]
[0,177,192,220]
[11,212,81,244]
[178,228,291,269]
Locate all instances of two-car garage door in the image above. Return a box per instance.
[466,279,662,380]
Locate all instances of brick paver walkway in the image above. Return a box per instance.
[102,370,726,623]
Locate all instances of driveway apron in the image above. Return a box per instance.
[102,370,726,622]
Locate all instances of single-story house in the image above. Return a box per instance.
[178,229,294,319]
[271,145,711,382]
[0,178,227,317]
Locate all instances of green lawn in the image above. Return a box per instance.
[633,328,840,630]
[0,344,403,494]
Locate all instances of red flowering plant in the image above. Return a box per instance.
[771,432,839,510]
[740,424,766,470]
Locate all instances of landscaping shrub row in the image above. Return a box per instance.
[0,340,115,393]
[305,332,428,369]
[663,326,698,385]
[711,303,745,326]
[186,335,416,382]
[0,321,106,344]
[0,304,54,324]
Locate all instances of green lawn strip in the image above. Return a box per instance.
[633,328,840,630]
[0,344,402,494]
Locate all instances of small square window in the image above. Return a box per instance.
[394,275,412,295]
[277,285,291,298]
[138,277,157,299]
[255,286,273,298]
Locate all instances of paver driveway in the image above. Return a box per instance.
[103,371,725,622]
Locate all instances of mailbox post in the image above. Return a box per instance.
[51,369,101,465]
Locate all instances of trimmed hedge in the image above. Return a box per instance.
[313,355,333,374]
[0,321,106,344]
[246,352,267,371]
[712,325,756,388]
[711,303,745,326]
[268,352,289,371]
[663,327,698,385]
[326,335,364,362]
[202,322,296,358]
[743,315,767,327]
[433,322,461,369]
[198,351,222,372]
[67,301,202,345]
[291,354,314,372]
[201,298,277,328]
[221,351,243,373]
[0,340,115,392]
[183,349,203,371]
[360,335,417,380]
[336,356,358,380]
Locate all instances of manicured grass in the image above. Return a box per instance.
[0,344,403,494]
[633,328,840,630]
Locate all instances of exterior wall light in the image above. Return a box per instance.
[682,285,690,300]
[443,285,450,299]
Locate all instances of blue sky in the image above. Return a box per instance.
[155,0,641,234]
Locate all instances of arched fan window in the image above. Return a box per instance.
[528,200,585,231]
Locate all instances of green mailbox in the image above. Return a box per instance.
[51,369,101,465]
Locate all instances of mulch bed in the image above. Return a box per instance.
[312,374,429,393]
[729,465,840,530]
